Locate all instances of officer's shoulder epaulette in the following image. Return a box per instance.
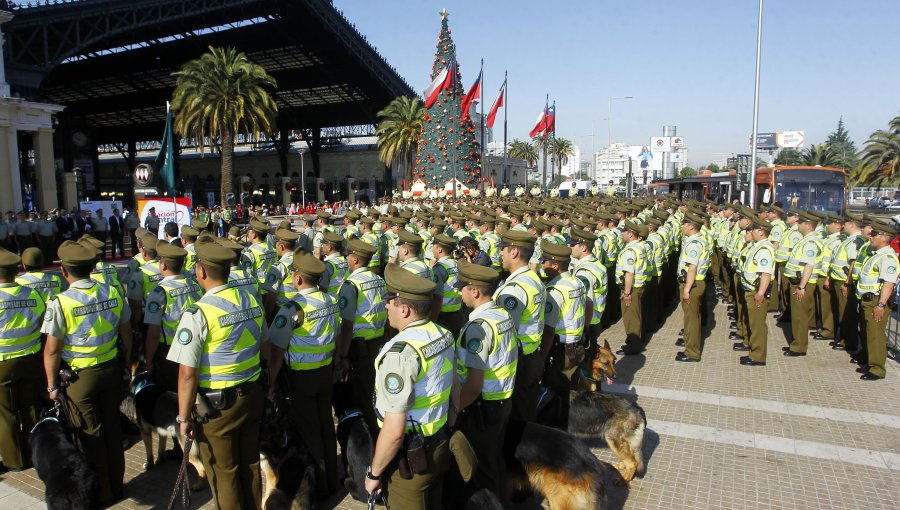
[185,304,199,314]
[388,341,407,354]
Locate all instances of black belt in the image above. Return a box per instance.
[416,426,449,446]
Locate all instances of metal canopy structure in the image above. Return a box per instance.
[3,0,414,144]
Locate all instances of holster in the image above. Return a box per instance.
[404,431,428,475]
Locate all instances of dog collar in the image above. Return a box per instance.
[30,415,60,435]
[338,408,363,425]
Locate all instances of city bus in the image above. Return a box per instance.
[754,166,847,213]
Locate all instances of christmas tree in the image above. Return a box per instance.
[414,9,481,192]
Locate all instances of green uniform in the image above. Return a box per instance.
[455,302,517,496]
[740,240,775,362]
[816,232,844,339]
[433,256,463,336]
[785,233,823,354]
[242,241,276,284]
[374,319,454,510]
[143,274,202,390]
[42,279,130,502]
[543,272,587,388]
[572,254,608,356]
[270,288,340,497]
[829,233,864,351]
[855,246,899,377]
[167,283,268,510]
[0,282,45,469]
[616,241,647,354]
[677,234,710,359]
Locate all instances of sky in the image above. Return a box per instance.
[332,0,900,166]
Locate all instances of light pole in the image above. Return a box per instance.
[748,0,763,207]
[607,96,633,192]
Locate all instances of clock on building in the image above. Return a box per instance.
[72,131,88,148]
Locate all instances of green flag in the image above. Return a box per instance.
[155,104,175,196]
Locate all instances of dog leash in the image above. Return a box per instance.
[367,491,388,510]
[167,437,193,510]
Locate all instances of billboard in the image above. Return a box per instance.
[671,136,685,148]
[754,133,778,150]
[777,130,805,148]
[79,200,123,215]
[137,198,193,239]
[650,136,671,152]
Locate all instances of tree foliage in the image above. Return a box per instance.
[707,163,721,172]
[853,114,900,187]
[774,148,804,166]
[376,96,424,187]
[825,116,858,171]
[549,137,575,182]
[509,139,538,168]
[801,143,843,167]
[171,46,278,204]
[679,165,697,178]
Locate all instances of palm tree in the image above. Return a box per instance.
[853,115,900,187]
[171,46,278,205]
[800,143,843,168]
[376,96,424,189]
[509,139,538,187]
[549,137,575,181]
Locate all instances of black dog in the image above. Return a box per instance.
[260,396,315,510]
[30,409,100,510]
[332,381,373,503]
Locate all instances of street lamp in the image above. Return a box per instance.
[607,96,633,195]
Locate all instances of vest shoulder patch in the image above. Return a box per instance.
[185,304,199,314]
[389,342,407,354]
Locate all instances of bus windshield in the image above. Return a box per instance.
[773,169,845,212]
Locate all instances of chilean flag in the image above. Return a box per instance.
[486,81,505,128]
[529,104,548,138]
[545,104,556,135]
[424,62,454,109]
[460,70,482,120]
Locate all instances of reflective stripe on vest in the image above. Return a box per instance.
[15,271,63,301]
[272,256,297,305]
[436,258,461,312]
[400,258,435,283]
[481,232,501,269]
[852,241,872,283]
[0,285,44,361]
[376,321,453,437]
[616,244,648,287]
[455,306,517,400]
[92,261,125,298]
[345,269,387,340]
[286,290,339,371]
[156,276,202,345]
[325,255,349,296]
[361,231,382,268]
[137,262,163,298]
[830,234,862,281]
[573,257,607,324]
[740,241,774,290]
[775,226,801,263]
[494,269,545,355]
[678,236,710,281]
[56,281,123,370]
[194,287,263,389]
[228,267,261,297]
[816,233,844,277]
[245,242,276,283]
[856,248,899,296]
[785,235,823,282]
[184,244,197,274]
[547,274,586,344]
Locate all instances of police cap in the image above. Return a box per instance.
[569,227,597,243]
[751,218,773,233]
[623,220,649,239]
[797,210,819,224]
[322,230,344,245]
[79,234,105,249]
[430,218,448,228]
[457,261,500,289]
[346,210,361,220]
[360,216,376,225]
[0,247,21,268]
[192,217,210,229]
[156,240,188,260]
[249,216,270,234]
[347,238,376,259]
[21,247,41,267]
[316,210,332,220]
[529,218,548,233]
[275,228,299,242]
[540,239,572,263]
[216,237,244,252]
[397,229,423,247]
[58,241,96,267]
[181,225,200,237]
[195,239,235,269]
[870,221,898,237]
[433,234,457,250]
[385,264,436,302]
[501,230,536,248]
[683,212,705,227]
[228,225,241,238]
[291,251,326,278]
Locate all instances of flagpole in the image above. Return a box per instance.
[479,59,485,193]
[541,93,548,189]
[166,101,178,220]
[502,71,508,187]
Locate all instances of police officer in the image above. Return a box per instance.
[36,212,57,261]
[540,241,588,398]
[397,229,443,315]
[454,261,516,497]
[493,230,545,422]
[243,216,276,284]
[364,265,455,510]
[181,225,200,275]
[854,221,899,380]
[123,228,149,287]
[218,237,263,301]
[478,216,502,271]
[814,214,844,341]
[344,210,361,240]
[127,235,162,324]
[261,228,300,317]
[828,215,865,352]
[616,221,649,356]
[268,251,340,498]
[359,216,384,276]
[143,242,202,391]
[336,239,388,434]
[738,219,776,365]
[321,230,349,296]
[168,240,268,510]
[313,210,334,258]
[676,213,710,362]
[16,247,65,302]
[431,234,464,337]
[0,248,45,471]
[784,211,823,357]
[42,241,133,504]
[570,227,607,359]
[776,209,803,321]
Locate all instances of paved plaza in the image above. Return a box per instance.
[2,290,898,510]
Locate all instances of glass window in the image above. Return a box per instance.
[774,169,845,212]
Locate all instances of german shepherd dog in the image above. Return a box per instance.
[332,380,373,503]
[259,393,315,510]
[538,340,648,485]
[119,371,207,490]
[504,420,608,510]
